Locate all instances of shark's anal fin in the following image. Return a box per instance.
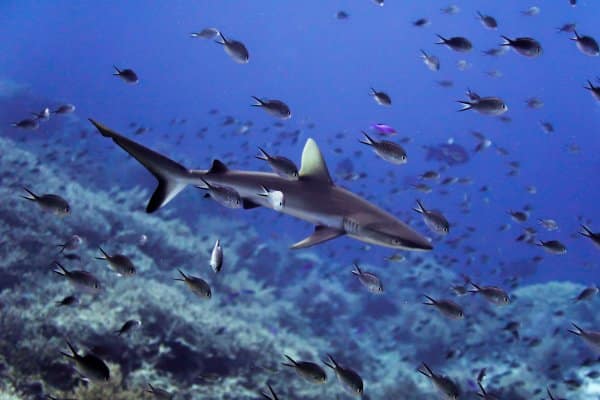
[242,199,261,209]
[298,138,333,185]
[290,226,344,249]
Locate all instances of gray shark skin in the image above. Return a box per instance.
[88,119,432,251]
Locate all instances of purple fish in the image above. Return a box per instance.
[371,123,397,135]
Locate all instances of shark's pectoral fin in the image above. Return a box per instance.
[290,226,344,249]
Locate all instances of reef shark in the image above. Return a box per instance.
[89,119,432,251]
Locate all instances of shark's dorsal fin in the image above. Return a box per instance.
[299,138,333,185]
[208,159,228,174]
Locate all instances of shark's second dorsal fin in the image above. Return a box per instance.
[299,138,333,185]
[208,159,228,174]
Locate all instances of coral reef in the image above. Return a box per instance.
[0,113,597,399]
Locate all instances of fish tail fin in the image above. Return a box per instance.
[251,96,264,107]
[359,131,374,146]
[215,31,226,45]
[422,294,436,305]
[351,263,363,276]
[256,147,270,161]
[89,119,191,213]
[174,269,187,281]
[52,261,68,276]
[435,34,446,44]
[417,362,433,377]
[21,187,38,201]
[580,225,593,237]
[457,101,473,112]
[413,199,426,214]
[112,65,121,75]
[96,246,109,260]
[323,354,338,370]
[282,354,297,366]
[62,340,77,359]
[568,322,583,336]
[469,282,482,292]
[500,35,511,46]
[477,382,487,396]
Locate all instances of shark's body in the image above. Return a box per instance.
[89,119,432,251]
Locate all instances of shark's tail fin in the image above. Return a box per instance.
[88,119,191,213]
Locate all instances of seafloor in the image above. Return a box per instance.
[0,81,598,399]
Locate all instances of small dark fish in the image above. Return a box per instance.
[323,354,363,396]
[469,283,510,305]
[190,27,219,39]
[336,11,349,20]
[423,295,464,319]
[256,147,298,179]
[61,341,110,382]
[436,34,472,52]
[282,354,327,384]
[56,234,83,253]
[146,383,174,400]
[413,18,430,27]
[458,97,508,115]
[557,23,577,33]
[574,286,599,302]
[96,247,136,276]
[476,11,497,30]
[370,88,392,106]
[571,31,599,56]
[11,118,39,130]
[115,319,142,336]
[113,65,139,84]
[53,262,101,294]
[251,96,291,119]
[198,178,242,208]
[537,240,567,255]
[360,131,407,165]
[52,104,76,114]
[501,36,542,58]
[417,363,460,399]
[21,188,70,216]
[174,269,211,299]
[56,295,79,307]
[215,32,249,64]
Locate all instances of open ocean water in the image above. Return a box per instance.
[0,1,599,399]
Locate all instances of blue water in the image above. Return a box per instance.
[1,1,600,399]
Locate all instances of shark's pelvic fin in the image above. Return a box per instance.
[88,119,190,213]
[290,225,344,249]
[298,138,333,185]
